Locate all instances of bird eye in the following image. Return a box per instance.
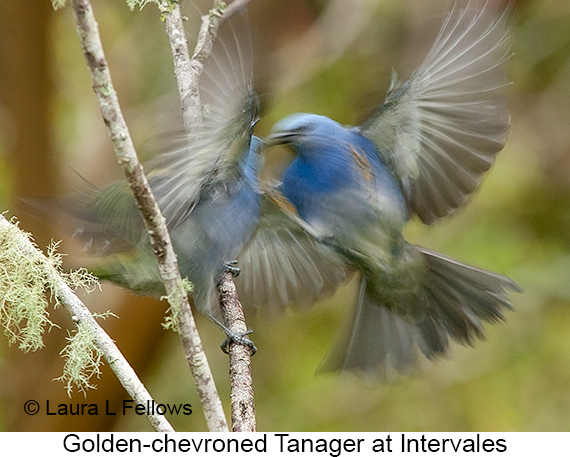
[288,122,316,135]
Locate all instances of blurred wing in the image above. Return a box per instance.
[235,188,353,316]
[72,180,146,254]
[360,0,512,224]
[146,10,259,229]
[72,10,259,253]
[92,247,164,297]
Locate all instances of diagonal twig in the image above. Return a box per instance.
[0,214,175,432]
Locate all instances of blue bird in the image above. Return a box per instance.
[68,13,263,316]
[236,0,520,378]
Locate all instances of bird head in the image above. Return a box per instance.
[266,113,346,155]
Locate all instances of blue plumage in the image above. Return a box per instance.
[69,11,264,316]
[63,0,520,379]
[237,0,520,378]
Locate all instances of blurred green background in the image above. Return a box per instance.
[1,0,569,432]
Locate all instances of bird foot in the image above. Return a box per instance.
[210,317,257,356]
[223,260,241,277]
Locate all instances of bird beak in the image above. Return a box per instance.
[264,131,297,147]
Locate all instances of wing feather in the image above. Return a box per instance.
[360,0,512,224]
[72,11,259,254]
[235,189,353,317]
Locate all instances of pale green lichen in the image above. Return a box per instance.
[126,0,172,13]
[51,0,67,11]
[56,312,115,396]
[0,217,102,394]
[0,220,98,352]
[0,222,58,351]
[210,2,227,19]
[46,240,99,300]
[162,277,193,332]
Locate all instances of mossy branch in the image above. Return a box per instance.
[0,233,59,352]
[0,214,174,432]
[56,317,106,396]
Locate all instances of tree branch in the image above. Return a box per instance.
[70,0,228,432]
[161,0,256,432]
[217,272,256,432]
[163,2,202,128]
[0,214,174,432]
[164,0,255,129]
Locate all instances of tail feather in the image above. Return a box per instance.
[421,247,520,344]
[320,247,520,379]
[319,279,448,379]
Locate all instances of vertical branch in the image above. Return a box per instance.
[70,0,228,432]
[162,3,202,128]
[161,0,256,432]
[164,0,255,128]
[217,272,256,432]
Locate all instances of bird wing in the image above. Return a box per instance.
[144,11,259,230]
[72,11,259,254]
[235,187,353,316]
[359,0,512,224]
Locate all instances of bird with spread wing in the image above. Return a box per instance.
[235,0,520,378]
